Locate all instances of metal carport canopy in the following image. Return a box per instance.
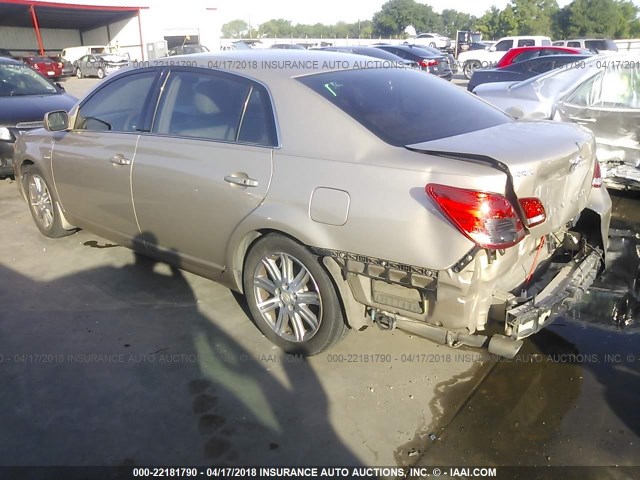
[0,0,147,57]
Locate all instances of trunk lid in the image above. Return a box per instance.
[406,121,596,234]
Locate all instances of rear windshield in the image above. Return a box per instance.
[297,68,510,146]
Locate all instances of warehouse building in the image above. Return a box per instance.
[0,0,220,60]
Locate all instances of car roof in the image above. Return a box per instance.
[0,56,22,65]
[139,50,399,81]
[500,36,551,40]
[509,46,580,51]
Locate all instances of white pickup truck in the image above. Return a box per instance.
[458,35,552,79]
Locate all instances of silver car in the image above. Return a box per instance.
[474,53,640,191]
[74,54,129,79]
[13,51,611,358]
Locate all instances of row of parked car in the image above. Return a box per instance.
[0,47,130,81]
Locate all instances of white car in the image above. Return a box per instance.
[409,33,451,50]
[458,36,552,79]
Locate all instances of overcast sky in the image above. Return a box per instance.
[216,0,640,26]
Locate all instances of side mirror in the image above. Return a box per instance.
[44,110,69,132]
[489,45,497,52]
[55,82,65,92]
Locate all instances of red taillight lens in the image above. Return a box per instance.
[519,198,546,227]
[426,184,525,249]
[420,59,439,68]
[592,161,602,188]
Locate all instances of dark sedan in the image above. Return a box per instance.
[319,46,417,68]
[374,44,452,80]
[468,54,591,92]
[0,57,76,176]
[404,44,458,73]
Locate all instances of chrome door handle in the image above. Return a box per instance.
[224,174,258,187]
[569,116,596,124]
[109,154,131,166]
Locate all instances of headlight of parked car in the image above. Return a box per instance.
[0,127,13,142]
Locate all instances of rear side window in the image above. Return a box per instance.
[541,39,552,46]
[297,68,509,146]
[517,39,535,47]
[567,41,581,48]
[154,70,276,146]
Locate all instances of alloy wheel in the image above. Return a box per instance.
[28,174,54,231]
[253,253,323,342]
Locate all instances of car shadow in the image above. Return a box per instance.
[0,232,360,466]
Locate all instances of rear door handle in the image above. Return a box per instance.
[224,173,258,187]
[109,154,131,166]
[569,116,596,124]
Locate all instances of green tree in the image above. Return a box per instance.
[372,0,424,36]
[477,6,502,39]
[258,19,295,37]
[221,19,248,39]
[556,0,639,38]
[441,9,476,37]
[512,0,558,35]
[497,5,519,37]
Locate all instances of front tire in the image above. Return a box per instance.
[75,68,83,79]
[463,60,481,79]
[25,167,72,238]
[429,42,436,48]
[243,234,348,355]
[97,68,105,79]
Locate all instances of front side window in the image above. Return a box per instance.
[153,70,276,146]
[494,40,513,51]
[298,68,509,146]
[75,71,157,132]
[567,41,581,48]
[512,50,540,63]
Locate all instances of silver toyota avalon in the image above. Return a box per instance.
[13,50,611,358]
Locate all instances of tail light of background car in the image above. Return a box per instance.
[426,184,525,249]
[592,161,602,188]
[518,198,546,227]
[420,59,439,68]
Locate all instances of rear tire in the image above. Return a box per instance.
[243,234,349,356]
[75,68,83,79]
[463,60,481,79]
[24,167,72,238]
[97,68,105,79]
[429,42,436,48]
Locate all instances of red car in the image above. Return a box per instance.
[495,46,587,69]
[19,55,63,79]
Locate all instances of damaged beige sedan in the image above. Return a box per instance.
[13,51,611,358]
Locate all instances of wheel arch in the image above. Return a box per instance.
[228,226,369,331]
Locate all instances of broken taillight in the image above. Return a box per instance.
[592,161,602,188]
[519,198,546,227]
[426,184,525,249]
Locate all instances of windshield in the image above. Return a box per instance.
[184,45,208,54]
[0,63,58,97]
[298,68,509,146]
